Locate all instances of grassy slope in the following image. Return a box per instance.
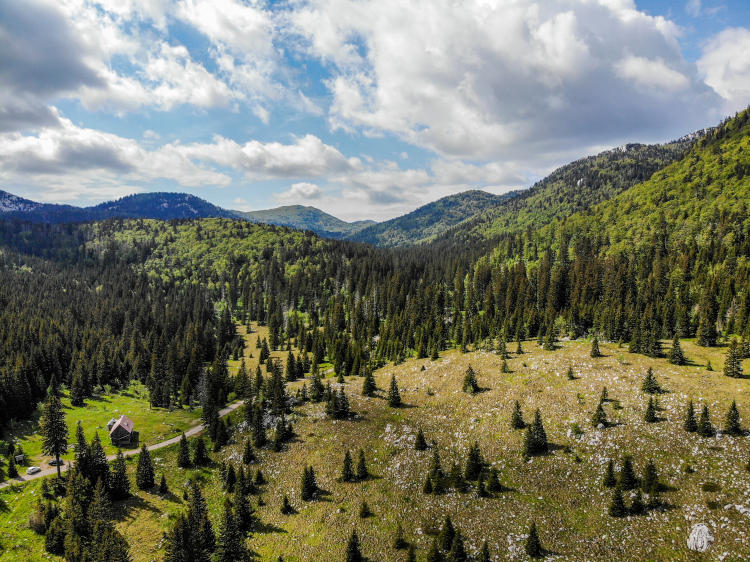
[4,382,202,467]
[7,336,750,561]
[348,190,511,247]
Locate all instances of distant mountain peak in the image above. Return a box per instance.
[0,190,41,213]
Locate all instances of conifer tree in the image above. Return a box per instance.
[254,468,266,486]
[501,359,510,373]
[7,453,18,478]
[476,473,488,497]
[603,460,616,488]
[592,402,608,427]
[407,544,417,562]
[252,401,267,448]
[516,333,523,355]
[159,474,169,495]
[608,485,627,517]
[193,437,210,466]
[644,397,657,423]
[462,365,479,394]
[187,480,215,559]
[426,538,441,562]
[566,365,575,380]
[525,522,543,558]
[590,336,602,358]
[448,530,467,561]
[641,368,661,394]
[599,386,609,403]
[464,442,483,481]
[486,468,503,493]
[177,433,191,468]
[641,459,659,494]
[698,405,714,437]
[358,500,372,518]
[388,375,402,407]
[511,400,525,429]
[724,399,742,436]
[346,529,363,562]
[415,428,428,451]
[684,400,698,432]
[301,466,318,501]
[361,370,377,397]
[393,522,408,550]
[668,335,686,365]
[724,340,743,378]
[619,456,638,490]
[39,386,68,479]
[630,489,645,515]
[110,450,130,500]
[242,439,256,465]
[449,462,466,492]
[341,451,354,482]
[356,449,368,481]
[523,409,548,456]
[438,516,455,552]
[480,541,491,562]
[136,444,155,490]
[215,499,249,562]
[281,494,294,515]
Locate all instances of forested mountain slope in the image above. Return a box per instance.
[235,205,375,238]
[442,136,701,245]
[348,189,513,247]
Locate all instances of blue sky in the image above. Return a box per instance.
[0,0,748,221]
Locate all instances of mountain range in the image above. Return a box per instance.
[0,128,708,247]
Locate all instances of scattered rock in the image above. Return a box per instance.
[687,524,714,552]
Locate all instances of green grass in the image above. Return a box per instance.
[3,337,749,561]
[5,382,202,466]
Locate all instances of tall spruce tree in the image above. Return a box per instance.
[388,375,402,407]
[346,529,363,562]
[361,370,377,397]
[462,365,479,394]
[525,522,543,558]
[415,428,428,451]
[511,400,526,429]
[590,336,602,358]
[641,368,662,394]
[724,340,743,378]
[341,451,354,482]
[684,400,698,432]
[609,485,627,517]
[215,499,249,562]
[110,450,130,500]
[523,409,548,456]
[177,433,192,468]
[39,386,68,479]
[136,444,155,490]
[698,405,714,437]
[356,449,368,481]
[644,397,657,423]
[668,335,686,365]
[724,400,742,435]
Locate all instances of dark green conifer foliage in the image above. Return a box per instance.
[45,516,66,556]
[177,433,191,468]
[603,460,616,488]
[407,543,417,562]
[234,485,255,532]
[725,400,742,435]
[438,516,455,552]
[449,463,466,492]
[668,335,686,365]
[476,474,488,498]
[525,522,543,558]
[684,400,698,432]
[393,522,408,550]
[252,401,267,447]
[464,442,483,481]
[480,541,491,562]
[486,468,503,493]
[7,454,18,478]
[609,485,627,517]
[358,500,372,518]
[225,465,236,492]
[698,405,714,437]
[641,459,659,494]
[644,397,657,423]
[187,481,215,560]
[215,499,249,562]
[361,370,377,397]
[724,340,744,378]
[630,489,645,515]
[462,365,479,394]
[511,400,525,429]
[356,449,368,481]
[641,368,661,394]
[619,456,638,490]
[388,375,402,407]
[523,409,548,456]
[110,450,130,500]
[448,530,468,561]
[592,402,608,427]
[566,365,575,380]
[254,469,266,486]
[159,474,169,495]
[193,437,210,466]
[242,439,256,464]
[301,466,318,501]
[281,494,294,515]
[590,337,602,358]
[341,451,354,482]
[426,538,442,562]
[501,359,510,373]
[39,387,68,479]
[422,474,433,494]
[415,428,428,451]
[346,529,363,562]
[136,444,155,490]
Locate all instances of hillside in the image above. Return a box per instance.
[235,205,375,238]
[442,136,701,245]
[0,191,234,223]
[348,190,513,247]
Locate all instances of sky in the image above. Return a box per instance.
[0,0,749,221]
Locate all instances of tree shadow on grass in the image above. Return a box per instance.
[254,521,287,534]
[111,493,162,522]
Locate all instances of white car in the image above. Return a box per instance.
[26,466,41,475]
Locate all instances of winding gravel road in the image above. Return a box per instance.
[0,400,243,489]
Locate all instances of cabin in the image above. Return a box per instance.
[108,415,135,446]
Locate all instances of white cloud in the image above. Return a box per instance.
[276,182,322,202]
[293,0,718,160]
[698,28,750,114]
[686,0,702,17]
[615,56,690,92]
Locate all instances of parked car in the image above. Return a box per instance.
[48,459,63,466]
[26,466,41,475]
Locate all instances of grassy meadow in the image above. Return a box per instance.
[1,335,749,561]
